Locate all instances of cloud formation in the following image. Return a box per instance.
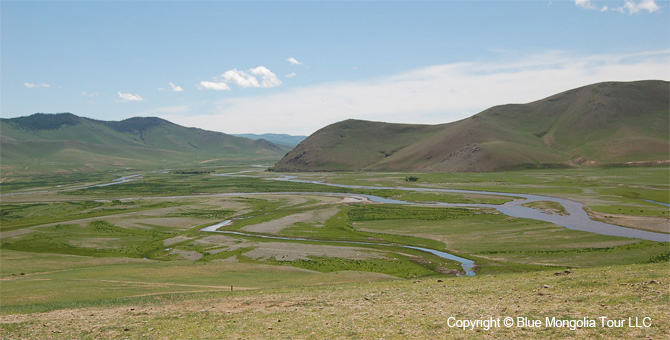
[24,82,50,88]
[159,82,184,92]
[117,92,144,102]
[197,81,231,91]
[575,0,661,14]
[221,66,282,88]
[161,49,669,135]
[287,57,302,65]
[169,82,183,92]
[198,66,282,90]
[623,0,660,13]
[575,0,594,9]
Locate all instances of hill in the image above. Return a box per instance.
[0,113,287,174]
[232,133,307,147]
[274,80,669,172]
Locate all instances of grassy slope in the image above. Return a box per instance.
[275,119,443,171]
[1,262,667,339]
[275,80,669,172]
[0,114,286,174]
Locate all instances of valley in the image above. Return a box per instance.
[1,81,668,339]
[1,164,668,338]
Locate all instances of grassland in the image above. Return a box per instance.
[1,165,668,338]
[1,262,667,339]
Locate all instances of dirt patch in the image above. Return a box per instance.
[591,212,670,234]
[0,228,37,239]
[69,238,121,249]
[213,255,239,262]
[341,196,370,204]
[192,235,242,247]
[169,249,202,260]
[242,242,387,261]
[163,235,195,246]
[115,217,207,230]
[205,247,230,255]
[241,208,339,234]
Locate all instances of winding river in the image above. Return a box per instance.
[201,221,477,276]
[200,173,668,276]
[270,175,669,242]
[6,169,665,276]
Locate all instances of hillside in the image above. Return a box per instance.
[275,80,669,172]
[0,113,287,174]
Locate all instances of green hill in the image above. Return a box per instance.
[0,113,287,174]
[275,80,669,172]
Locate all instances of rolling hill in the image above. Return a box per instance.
[274,80,669,172]
[0,113,287,174]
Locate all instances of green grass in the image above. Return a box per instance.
[0,251,392,314]
[1,220,173,259]
[2,262,667,339]
[522,201,568,215]
[1,200,181,232]
[1,165,668,331]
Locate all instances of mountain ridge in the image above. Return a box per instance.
[1,113,287,173]
[274,80,669,172]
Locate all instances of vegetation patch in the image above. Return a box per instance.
[522,201,568,215]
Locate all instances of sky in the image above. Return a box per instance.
[1,0,669,136]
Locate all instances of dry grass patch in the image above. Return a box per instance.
[242,242,388,261]
[241,207,338,234]
[591,212,670,234]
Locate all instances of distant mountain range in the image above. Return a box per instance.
[232,133,307,147]
[1,113,287,173]
[274,80,669,172]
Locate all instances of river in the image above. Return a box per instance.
[201,220,477,276]
[269,175,669,243]
[198,173,667,276]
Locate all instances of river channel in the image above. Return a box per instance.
[201,221,477,276]
[268,175,669,242]
[199,173,668,276]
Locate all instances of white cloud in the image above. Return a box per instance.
[577,0,660,13]
[623,0,660,14]
[24,82,50,88]
[575,0,595,9]
[218,66,282,89]
[250,66,282,88]
[161,49,669,135]
[221,69,260,88]
[197,66,282,90]
[287,57,302,65]
[117,92,144,102]
[286,72,297,78]
[159,82,184,92]
[197,81,231,91]
[169,82,184,92]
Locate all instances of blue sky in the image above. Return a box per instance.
[2,0,668,135]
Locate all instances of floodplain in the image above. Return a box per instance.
[1,165,668,339]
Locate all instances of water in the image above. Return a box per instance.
[201,223,476,276]
[642,199,670,207]
[270,176,669,242]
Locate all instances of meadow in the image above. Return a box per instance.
[1,165,668,339]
